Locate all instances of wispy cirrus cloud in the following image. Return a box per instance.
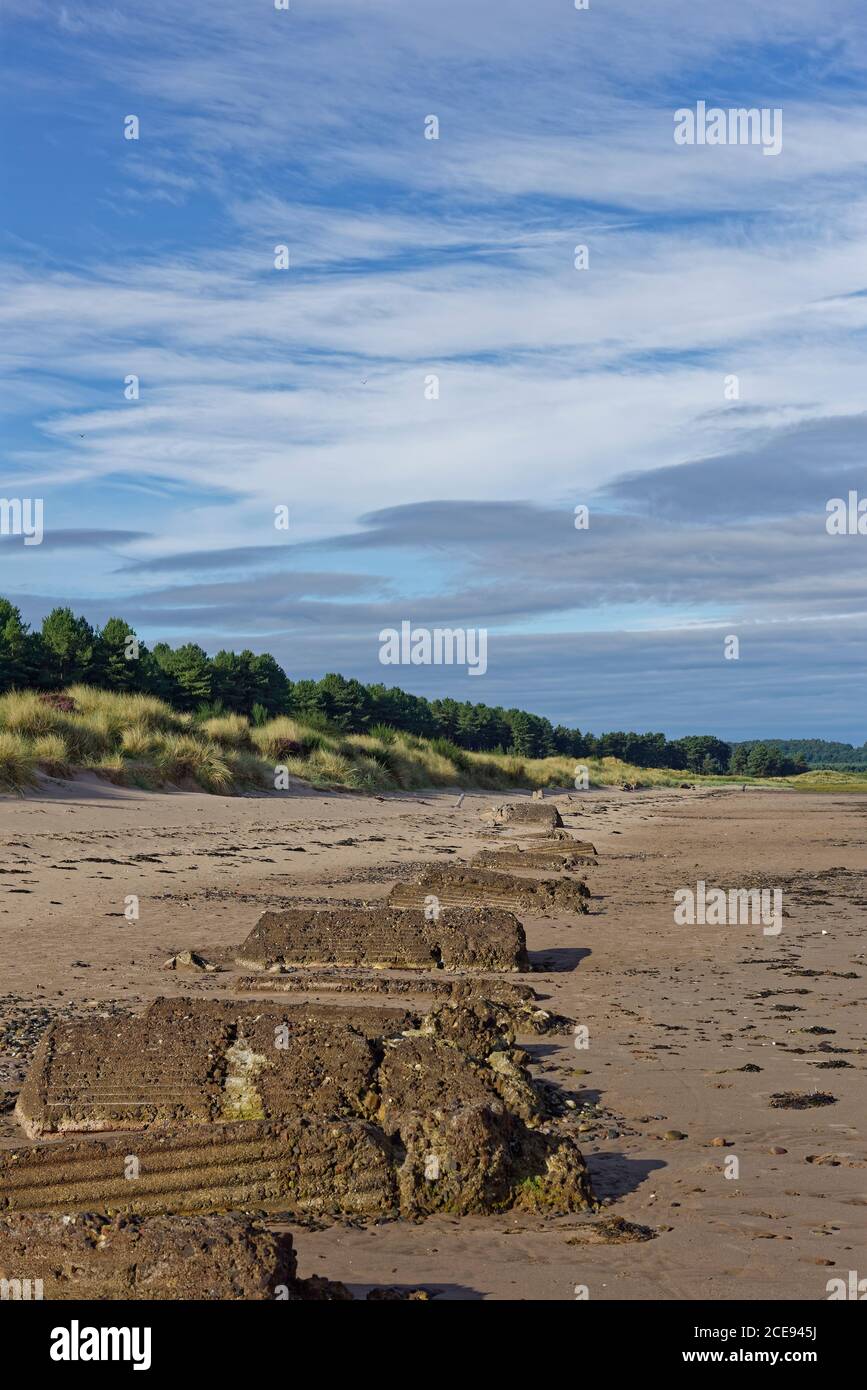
[2,0,867,737]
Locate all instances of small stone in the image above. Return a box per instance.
[663,1130,687,1141]
[711,1137,728,1147]
[768,1146,788,1155]
[162,950,215,972]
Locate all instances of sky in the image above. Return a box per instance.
[2,0,867,740]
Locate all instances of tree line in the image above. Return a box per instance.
[733,737,867,772]
[0,598,811,774]
[0,598,288,716]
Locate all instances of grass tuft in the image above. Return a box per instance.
[31,733,72,777]
[201,713,252,749]
[251,716,330,761]
[154,734,233,792]
[0,732,37,791]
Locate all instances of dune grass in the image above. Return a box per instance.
[0,731,37,792]
[250,715,328,761]
[199,712,252,749]
[29,733,72,778]
[779,768,867,794]
[1,685,866,797]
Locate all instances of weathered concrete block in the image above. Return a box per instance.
[16,997,535,1138]
[394,1104,594,1217]
[237,973,571,1034]
[235,905,529,972]
[388,865,589,916]
[237,969,538,1002]
[0,1120,399,1218]
[479,802,564,828]
[16,998,431,1139]
[473,842,597,870]
[0,1212,349,1300]
[377,1031,540,1128]
[6,997,594,1219]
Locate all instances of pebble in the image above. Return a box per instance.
[663,1130,687,1141]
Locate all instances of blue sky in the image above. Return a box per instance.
[2,0,867,740]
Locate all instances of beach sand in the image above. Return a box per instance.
[1,779,864,1300]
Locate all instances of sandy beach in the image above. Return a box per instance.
[1,780,863,1301]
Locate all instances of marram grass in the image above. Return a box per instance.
[1,686,866,796]
[0,732,37,792]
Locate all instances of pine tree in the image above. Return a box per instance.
[40,607,97,686]
[0,599,40,690]
[247,651,289,715]
[97,617,141,691]
[152,642,212,710]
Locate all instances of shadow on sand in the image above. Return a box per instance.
[531,946,591,972]
[586,1152,666,1200]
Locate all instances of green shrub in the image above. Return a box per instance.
[369,723,397,745]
